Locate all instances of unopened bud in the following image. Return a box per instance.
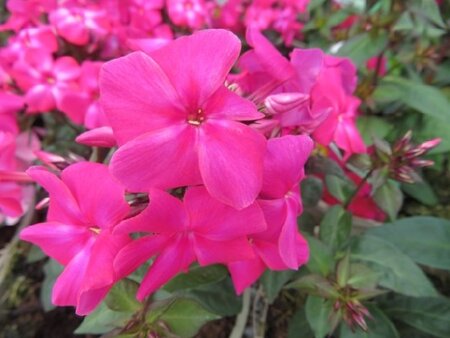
[265,92,309,116]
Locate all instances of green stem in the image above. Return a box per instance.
[229,288,252,338]
[343,169,374,209]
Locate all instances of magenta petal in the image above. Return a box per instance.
[26,166,84,224]
[261,135,313,199]
[184,186,266,239]
[83,232,130,291]
[53,56,80,81]
[254,240,287,270]
[205,86,263,121]
[278,198,308,269]
[198,120,266,209]
[52,240,94,308]
[137,234,195,300]
[76,286,110,316]
[76,127,117,148]
[193,235,255,265]
[114,235,169,280]
[20,221,90,265]
[100,51,184,145]
[290,49,325,93]
[151,29,241,107]
[61,162,129,229]
[246,28,295,82]
[110,124,201,192]
[115,189,187,235]
[228,258,266,294]
[26,84,56,113]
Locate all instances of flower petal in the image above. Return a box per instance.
[100,51,184,145]
[261,135,313,199]
[184,186,266,239]
[61,162,129,229]
[26,166,84,224]
[20,221,90,265]
[110,124,201,192]
[114,235,170,280]
[198,120,266,209]
[151,29,241,107]
[193,235,255,266]
[115,189,187,235]
[205,86,263,121]
[137,234,195,300]
[228,258,266,294]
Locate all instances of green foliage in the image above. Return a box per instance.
[381,295,450,338]
[156,298,219,338]
[368,216,450,270]
[351,235,438,297]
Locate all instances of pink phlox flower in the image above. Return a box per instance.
[229,134,313,293]
[11,50,80,113]
[100,29,266,209]
[167,0,209,30]
[20,162,131,315]
[311,55,366,156]
[58,61,107,127]
[0,0,57,31]
[49,3,111,46]
[236,29,331,135]
[114,186,266,300]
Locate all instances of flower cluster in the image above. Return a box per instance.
[1,0,438,319]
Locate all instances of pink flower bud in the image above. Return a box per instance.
[264,92,309,116]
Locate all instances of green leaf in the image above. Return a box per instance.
[373,77,450,124]
[285,274,340,299]
[105,278,141,313]
[288,308,315,338]
[351,235,438,297]
[373,180,403,221]
[158,298,219,338]
[325,175,354,203]
[304,235,334,277]
[305,295,334,338]
[319,205,352,252]
[307,156,347,179]
[301,176,324,207]
[163,264,227,293]
[368,216,450,270]
[335,32,388,67]
[401,179,438,206]
[40,259,64,312]
[381,295,450,338]
[357,116,394,146]
[186,277,242,316]
[260,269,297,303]
[346,263,380,289]
[75,301,132,335]
[339,304,399,338]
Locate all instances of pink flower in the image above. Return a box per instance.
[311,55,366,156]
[366,56,387,77]
[167,0,209,29]
[20,162,130,315]
[58,61,107,127]
[11,50,80,113]
[49,4,111,46]
[229,134,313,292]
[114,186,266,300]
[100,29,266,209]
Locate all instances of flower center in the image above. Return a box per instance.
[89,226,101,235]
[187,108,205,126]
